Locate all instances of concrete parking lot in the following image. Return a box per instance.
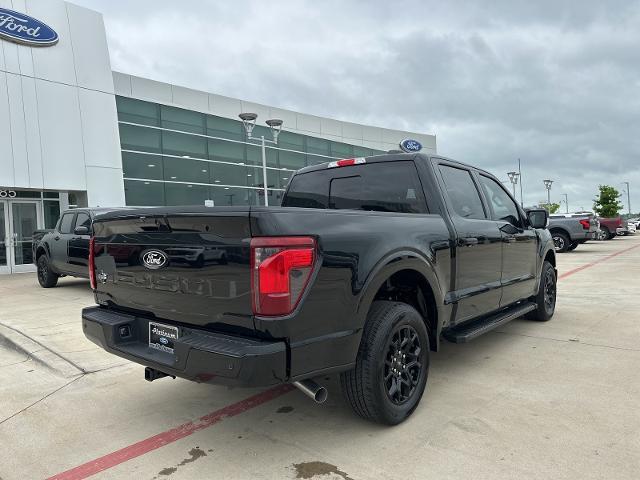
[1,235,639,480]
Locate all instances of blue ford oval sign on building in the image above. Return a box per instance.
[0,7,58,47]
[399,139,423,153]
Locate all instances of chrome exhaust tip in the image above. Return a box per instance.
[293,379,328,403]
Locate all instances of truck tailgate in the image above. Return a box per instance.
[91,209,254,332]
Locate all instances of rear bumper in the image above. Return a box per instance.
[82,306,287,387]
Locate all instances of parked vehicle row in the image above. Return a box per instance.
[547,213,598,252]
[76,152,556,425]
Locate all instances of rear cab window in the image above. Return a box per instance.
[283,161,428,213]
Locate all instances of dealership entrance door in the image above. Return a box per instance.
[0,201,42,274]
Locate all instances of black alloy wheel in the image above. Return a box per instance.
[384,325,423,405]
[37,255,59,288]
[543,267,556,316]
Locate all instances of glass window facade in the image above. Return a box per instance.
[117,96,383,207]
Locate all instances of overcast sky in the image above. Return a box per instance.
[73,0,640,213]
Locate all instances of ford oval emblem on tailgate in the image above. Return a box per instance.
[141,249,168,270]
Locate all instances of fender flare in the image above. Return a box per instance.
[356,249,446,347]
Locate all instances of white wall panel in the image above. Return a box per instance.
[130,76,172,103]
[0,71,14,187]
[20,75,43,188]
[209,94,242,119]
[1,39,20,74]
[240,101,270,124]
[172,85,208,112]
[66,3,113,93]
[341,122,363,142]
[362,125,383,142]
[296,113,321,133]
[85,166,124,207]
[78,89,121,169]
[112,72,131,96]
[268,107,297,131]
[36,78,85,190]
[320,118,342,137]
[28,0,77,85]
[5,73,28,187]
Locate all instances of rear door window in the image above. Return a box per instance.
[438,165,486,220]
[283,161,428,213]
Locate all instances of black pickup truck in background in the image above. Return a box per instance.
[82,153,556,425]
[32,208,115,288]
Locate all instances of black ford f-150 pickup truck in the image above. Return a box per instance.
[82,153,556,424]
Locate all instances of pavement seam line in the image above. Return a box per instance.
[495,331,640,352]
[0,375,83,426]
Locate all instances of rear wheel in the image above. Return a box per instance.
[340,301,430,425]
[526,261,556,321]
[551,231,570,253]
[37,255,59,288]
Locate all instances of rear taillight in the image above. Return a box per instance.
[579,219,590,229]
[89,236,96,290]
[250,236,316,316]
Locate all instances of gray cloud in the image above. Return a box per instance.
[73,0,640,212]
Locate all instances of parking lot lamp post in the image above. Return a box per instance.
[562,193,568,213]
[543,179,553,209]
[238,113,284,207]
[507,171,519,198]
[622,181,631,215]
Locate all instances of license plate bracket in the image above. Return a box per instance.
[148,321,179,354]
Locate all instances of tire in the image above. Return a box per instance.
[551,231,570,253]
[601,227,612,240]
[525,261,556,322]
[37,255,59,288]
[567,242,578,251]
[340,301,430,425]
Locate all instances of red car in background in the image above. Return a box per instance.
[597,217,623,240]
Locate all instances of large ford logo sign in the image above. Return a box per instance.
[0,8,58,47]
[399,139,423,153]
[141,249,168,270]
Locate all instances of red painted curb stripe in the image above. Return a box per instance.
[46,384,294,480]
[559,243,640,280]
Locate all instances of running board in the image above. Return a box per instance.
[443,302,537,343]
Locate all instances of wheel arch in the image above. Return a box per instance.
[357,252,445,352]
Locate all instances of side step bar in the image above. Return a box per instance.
[443,302,537,343]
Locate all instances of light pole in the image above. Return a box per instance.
[543,179,553,209]
[562,193,568,213]
[507,171,520,199]
[622,181,631,215]
[238,113,283,207]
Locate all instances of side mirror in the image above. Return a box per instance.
[74,226,90,236]
[526,208,548,229]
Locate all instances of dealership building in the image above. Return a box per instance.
[0,0,436,274]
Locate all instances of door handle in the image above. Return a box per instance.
[459,237,479,246]
[503,236,516,243]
